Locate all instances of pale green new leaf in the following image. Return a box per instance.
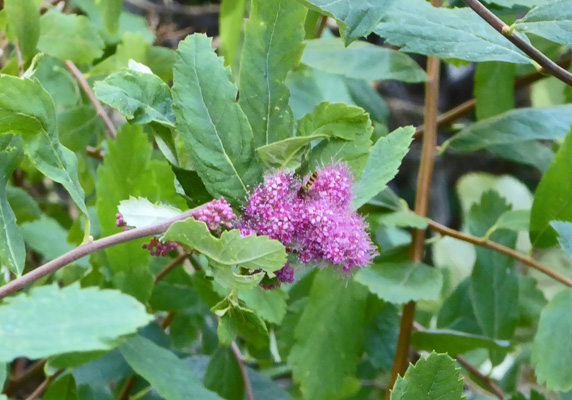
[352,126,415,209]
[288,269,368,400]
[297,102,372,140]
[0,76,88,226]
[515,2,572,49]
[163,218,286,273]
[256,134,327,170]
[390,352,464,400]
[38,11,104,63]
[444,106,572,152]
[491,209,531,234]
[298,0,395,45]
[219,0,247,66]
[302,39,426,83]
[552,221,572,257]
[355,262,443,304]
[377,211,428,229]
[375,0,529,64]
[239,0,306,147]
[411,330,511,356]
[117,197,182,229]
[532,289,572,391]
[95,0,122,34]
[172,34,261,206]
[0,285,153,362]
[94,69,175,127]
[0,135,25,276]
[4,0,40,62]
[239,286,288,324]
[120,335,222,400]
[530,129,572,248]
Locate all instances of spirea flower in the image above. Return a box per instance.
[275,264,295,283]
[191,196,236,232]
[237,162,377,280]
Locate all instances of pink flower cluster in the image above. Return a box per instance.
[237,162,377,278]
[143,237,178,257]
[191,197,236,232]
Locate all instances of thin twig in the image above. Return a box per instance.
[86,146,105,160]
[24,369,63,400]
[386,4,442,395]
[63,60,117,139]
[315,15,328,38]
[426,218,572,288]
[462,0,572,87]
[0,210,195,300]
[231,342,254,400]
[456,356,505,399]
[155,253,187,282]
[4,360,47,396]
[117,376,137,400]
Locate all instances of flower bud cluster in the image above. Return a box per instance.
[142,237,178,257]
[237,162,377,279]
[191,197,236,232]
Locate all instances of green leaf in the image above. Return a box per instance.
[256,134,328,170]
[204,347,244,400]
[163,218,287,274]
[444,105,572,152]
[0,135,25,276]
[468,191,518,342]
[239,286,288,324]
[4,0,40,62]
[553,221,572,257]
[352,126,415,209]
[0,285,152,362]
[120,335,222,400]
[96,124,182,273]
[377,211,428,229]
[288,269,368,400]
[345,78,389,124]
[172,34,261,206]
[390,352,464,400]
[0,363,6,393]
[515,2,572,49]
[530,129,572,248]
[94,0,122,34]
[437,278,481,334]
[301,38,426,83]
[489,209,530,236]
[38,11,104,63]
[299,0,395,45]
[217,314,237,345]
[239,0,306,147]
[532,289,572,391]
[0,76,88,230]
[94,69,175,127]
[411,330,511,356]
[43,373,78,400]
[90,33,150,76]
[364,303,399,371]
[375,0,529,64]
[219,0,247,67]
[488,141,554,173]
[297,101,372,140]
[474,62,515,121]
[354,262,443,304]
[117,197,182,229]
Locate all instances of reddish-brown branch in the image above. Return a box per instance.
[386,3,442,395]
[63,60,117,139]
[155,253,188,282]
[462,0,572,87]
[231,342,254,400]
[456,356,505,399]
[0,210,195,300]
[426,218,572,287]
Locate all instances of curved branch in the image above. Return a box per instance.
[0,210,195,300]
[426,218,572,288]
[462,0,572,87]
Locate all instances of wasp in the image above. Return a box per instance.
[298,171,319,197]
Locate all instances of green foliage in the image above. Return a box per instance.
[288,269,368,400]
[411,330,512,356]
[0,285,152,362]
[352,126,415,209]
[0,135,25,276]
[38,11,104,63]
[514,2,572,48]
[94,68,175,126]
[299,0,395,45]
[552,221,572,257]
[239,0,306,147]
[204,347,244,400]
[4,0,39,62]
[94,0,122,34]
[119,335,222,399]
[530,129,572,248]
[474,62,515,120]
[532,289,572,391]
[390,352,464,400]
[375,0,529,63]
[172,34,261,206]
[355,262,443,304]
[117,197,182,228]
[219,0,247,67]
[301,38,426,83]
[43,374,78,400]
